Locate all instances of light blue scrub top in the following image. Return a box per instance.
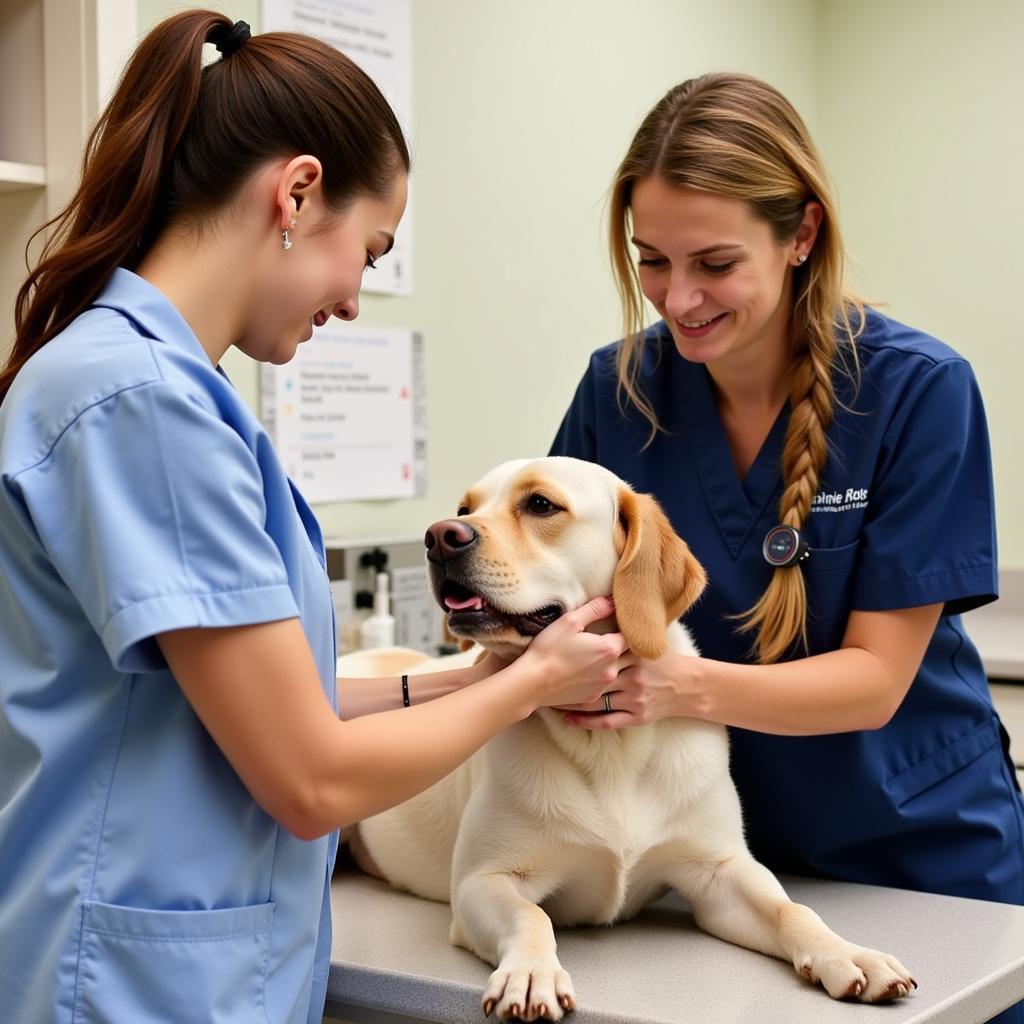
[0,269,339,1023]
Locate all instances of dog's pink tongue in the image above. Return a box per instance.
[445,594,484,611]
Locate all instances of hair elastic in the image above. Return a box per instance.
[214,20,251,59]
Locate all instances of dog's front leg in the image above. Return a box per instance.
[452,870,575,1021]
[669,850,915,1003]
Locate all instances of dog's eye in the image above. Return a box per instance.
[526,494,558,515]
[457,505,470,516]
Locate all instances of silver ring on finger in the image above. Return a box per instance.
[602,692,613,714]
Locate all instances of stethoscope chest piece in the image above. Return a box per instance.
[762,525,811,569]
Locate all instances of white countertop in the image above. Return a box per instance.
[964,569,1024,680]
[326,870,1024,1024]
[966,607,1024,679]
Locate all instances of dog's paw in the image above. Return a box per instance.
[796,945,916,1002]
[481,958,576,1021]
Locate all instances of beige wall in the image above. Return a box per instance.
[134,1,1021,567]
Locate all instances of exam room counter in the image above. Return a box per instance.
[966,568,1024,787]
[326,575,1024,1024]
[325,868,1024,1024]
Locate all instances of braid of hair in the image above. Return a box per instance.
[740,328,835,662]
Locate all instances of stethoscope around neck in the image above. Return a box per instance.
[762,525,811,568]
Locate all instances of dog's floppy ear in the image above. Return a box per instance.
[613,486,707,660]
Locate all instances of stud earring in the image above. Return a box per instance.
[796,253,808,264]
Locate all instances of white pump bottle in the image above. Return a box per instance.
[359,571,396,649]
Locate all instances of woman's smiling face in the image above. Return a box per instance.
[630,176,801,370]
[243,172,408,366]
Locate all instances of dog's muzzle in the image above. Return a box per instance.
[423,518,563,637]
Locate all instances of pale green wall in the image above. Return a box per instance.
[817,0,1024,566]
[137,0,820,543]
[135,1,1022,567]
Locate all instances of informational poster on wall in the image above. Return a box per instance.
[260,326,426,503]
[262,0,413,295]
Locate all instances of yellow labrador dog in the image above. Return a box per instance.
[348,456,914,1020]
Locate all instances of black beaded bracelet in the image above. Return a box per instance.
[401,673,411,707]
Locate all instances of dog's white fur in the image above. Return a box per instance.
[344,457,913,1020]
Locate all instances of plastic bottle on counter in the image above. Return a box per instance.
[358,571,396,649]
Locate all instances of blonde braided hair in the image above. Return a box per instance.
[608,73,865,662]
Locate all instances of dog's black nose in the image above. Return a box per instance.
[424,519,479,562]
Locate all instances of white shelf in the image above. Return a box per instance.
[0,160,46,194]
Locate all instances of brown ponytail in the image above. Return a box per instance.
[608,72,865,662]
[2,9,409,404]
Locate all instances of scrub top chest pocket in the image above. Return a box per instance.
[799,538,862,654]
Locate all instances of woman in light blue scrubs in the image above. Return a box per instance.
[0,12,628,1024]
[550,73,1024,1023]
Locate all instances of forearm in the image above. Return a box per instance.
[687,646,906,736]
[669,605,944,737]
[163,600,621,840]
[303,659,538,834]
[337,663,483,718]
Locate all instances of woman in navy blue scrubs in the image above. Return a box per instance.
[0,13,626,1024]
[551,73,1024,1022]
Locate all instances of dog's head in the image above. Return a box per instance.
[424,457,706,659]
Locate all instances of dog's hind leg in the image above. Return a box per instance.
[451,870,575,1022]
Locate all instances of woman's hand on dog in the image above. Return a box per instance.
[519,596,634,710]
[555,649,702,729]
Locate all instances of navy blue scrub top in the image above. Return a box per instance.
[551,309,1024,905]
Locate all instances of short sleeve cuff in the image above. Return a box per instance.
[103,583,300,673]
[852,563,998,617]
